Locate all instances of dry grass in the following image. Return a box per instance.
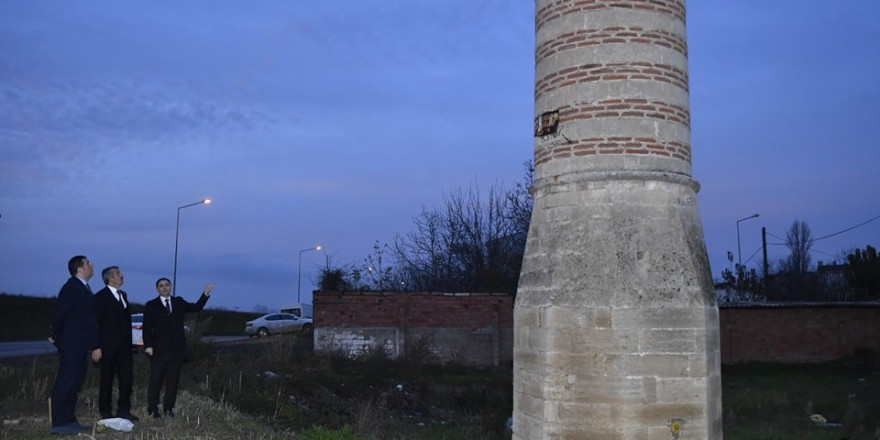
[5,343,880,439]
[0,335,512,439]
[1,386,298,440]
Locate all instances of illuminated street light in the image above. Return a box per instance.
[298,245,322,303]
[736,213,759,266]
[173,198,211,296]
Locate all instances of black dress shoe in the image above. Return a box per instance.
[147,408,161,419]
[164,409,175,418]
[117,412,139,422]
[67,422,90,431]
[50,425,78,435]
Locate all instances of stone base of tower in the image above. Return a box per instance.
[513,176,723,440]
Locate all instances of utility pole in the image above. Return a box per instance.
[762,226,769,298]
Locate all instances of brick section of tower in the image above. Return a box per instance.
[536,136,690,165]
[536,63,689,95]
[534,0,691,170]
[536,0,687,30]
[536,27,688,62]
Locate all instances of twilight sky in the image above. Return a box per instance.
[1,1,878,312]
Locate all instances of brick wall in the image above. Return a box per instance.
[313,291,513,366]
[719,305,880,364]
[314,291,880,366]
[314,291,513,328]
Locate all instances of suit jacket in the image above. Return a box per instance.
[52,277,98,353]
[143,293,209,362]
[95,287,133,351]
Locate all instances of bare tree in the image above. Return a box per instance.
[769,220,815,301]
[319,162,534,294]
[393,162,533,294]
[361,241,400,291]
[394,207,453,290]
[506,161,534,238]
[393,183,511,292]
[785,220,813,276]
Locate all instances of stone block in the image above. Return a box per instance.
[655,377,706,404]
[543,374,658,405]
[640,328,701,353]
[604,353,691,377]
[561,327,639,354]
[609,403,705,428]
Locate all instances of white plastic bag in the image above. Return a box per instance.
[97,417,134,432]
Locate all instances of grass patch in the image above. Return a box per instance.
[1,388,298,440]
[3,338,879,439]
[722,363,880,439]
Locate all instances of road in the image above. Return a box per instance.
[0,339,57,359]
[0,336,249,359]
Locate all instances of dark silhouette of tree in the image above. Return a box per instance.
[393,162,533,294]
[317,266,353,292]
[719,264,765,303]
[393,183,514,292]
[786,220,813,276]
[506,161,533,241]
[761,220,824,301]
[845,245,880,301]
[771,220,814,301]
[361,241,400,291]
[316,244,402,292]
[317,162,533,294]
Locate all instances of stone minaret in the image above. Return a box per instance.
[513,1,723,439]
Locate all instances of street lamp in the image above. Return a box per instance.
[173,198,211,296]
[736,213,759,266]
[297,245,322,303]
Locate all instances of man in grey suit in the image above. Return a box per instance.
[94,266,138,421]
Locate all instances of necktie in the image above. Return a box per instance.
[118,290,127,308]
[164,298,172,314]
[86,283,93,293]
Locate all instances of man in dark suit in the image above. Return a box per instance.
[94,266,138,421]
[143,277,215,418]
[49,255,99,435]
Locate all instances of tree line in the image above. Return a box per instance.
[316,162,878,302]
[317,162,532,295]
[720,220,879,302]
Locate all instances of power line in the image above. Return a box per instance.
[811,215,880,242]
[766,231,787,245]
[763,215,880,246]
[809,247,837,257]
[743,245,762,265]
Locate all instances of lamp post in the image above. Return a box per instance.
[297,245,322,303]
[173,198,211,296]
[736,213,759,266]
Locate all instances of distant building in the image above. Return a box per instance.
[816,261,847,288]
[816,260,850,300]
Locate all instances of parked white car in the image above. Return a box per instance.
[245,313,313,338]
[131,313,144,348]
[131,312,189,346]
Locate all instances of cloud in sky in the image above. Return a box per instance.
[1,0,878,311]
